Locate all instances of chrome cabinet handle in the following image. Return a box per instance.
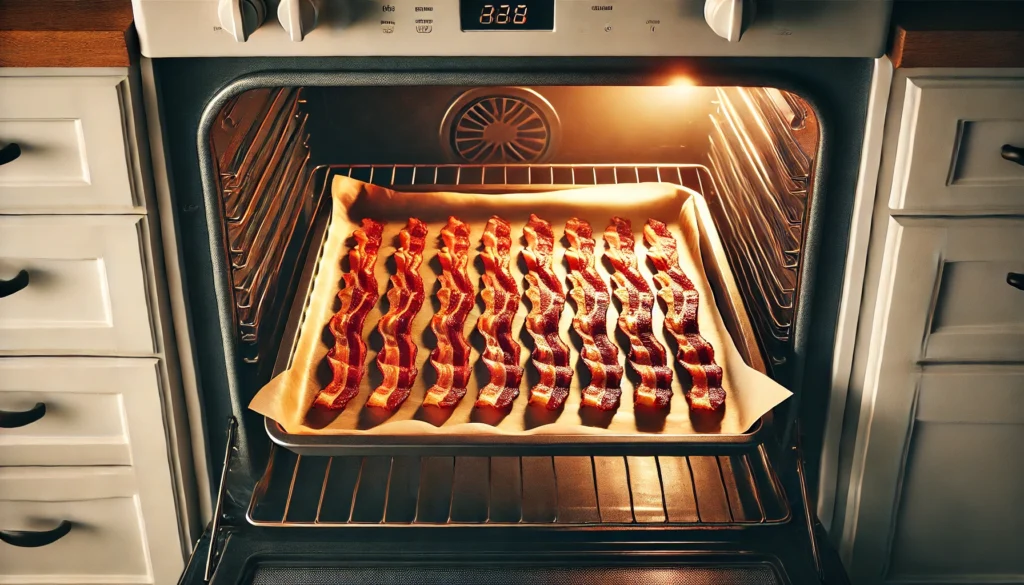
[0,270,29,298]
[0,143,20,166]
[0,402,46,428]
[0,521,72,547]
[1002,144,1024,167]
[1009,272,1024,291]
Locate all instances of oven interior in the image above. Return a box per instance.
[203,83,821,537]
[211,84,818,379]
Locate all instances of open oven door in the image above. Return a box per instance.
[178,420,849,585]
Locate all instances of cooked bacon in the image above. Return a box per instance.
[475,216,523,409]
[522,214,573,410]
[423,217,475,408]
[643,219,725,412]
[565,218,623,410]
[603,217,674,408]
[314,219,385,411]
[366,218,428,411]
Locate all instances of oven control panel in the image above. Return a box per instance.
[133,0,890,58]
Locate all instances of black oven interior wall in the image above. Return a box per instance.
[153,58,872,509]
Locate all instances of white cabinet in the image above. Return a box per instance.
[0,76,138,212]
[890,78,1024,211]
[0,216,155,354]
[0,69,191,585]
[0,466,181,585]
[837,69,1024,585]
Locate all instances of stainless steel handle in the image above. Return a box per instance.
[0,270,30,298]
[1008,272,1024,291]
[1002,144,1024,167]
[0,143,21,166]
[0,520,72,547]
[0,402,46,428]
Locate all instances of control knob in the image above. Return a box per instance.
[278,0,321,41]
[217,0,266,42]
[704,0,754,42]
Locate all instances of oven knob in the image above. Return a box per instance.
[704,0,754,42]
[218,0,266,42]
[277,0,321,41]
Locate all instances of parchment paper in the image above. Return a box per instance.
[249,176,791,437]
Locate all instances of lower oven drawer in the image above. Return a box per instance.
[0,467,151,585]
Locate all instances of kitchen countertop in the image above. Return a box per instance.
[0,0,135,68]
[889,0,1024,68]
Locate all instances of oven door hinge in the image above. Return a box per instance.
[793,423,825,583]
[205,417,238,583]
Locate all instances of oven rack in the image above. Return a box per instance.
[247,444,790,529]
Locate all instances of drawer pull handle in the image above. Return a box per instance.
[1002,144,1024,167]
[0,402,46,428]
[0,269,30,298]
[1009,272,1024,291]
[0,143,20,166]
[0,520,72,547]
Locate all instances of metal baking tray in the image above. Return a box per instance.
[264,164,775,456]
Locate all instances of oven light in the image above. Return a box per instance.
[665,75,697,96]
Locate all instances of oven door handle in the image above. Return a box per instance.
[1002,144,1024,167]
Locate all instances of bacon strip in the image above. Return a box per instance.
[423,217,475,408]
[475,216,523,409]
[565,218,623,410]
[366,218,428,411]
[603,218,674,408]
[522,214,573,410]
[314,219,385,411]
[643,219,726,412]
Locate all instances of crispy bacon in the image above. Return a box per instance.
[522,214,573,410]
[475,216,523,409]
[423,217,475,408]
[366,218,428,411]
[314,219,385,411]
[643,219,725,412]
[603,217,674,408]
[565,218,623,410]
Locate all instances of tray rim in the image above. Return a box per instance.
[264,165,776,455]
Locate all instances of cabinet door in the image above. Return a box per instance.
[0,76,137,212]
[889,78,1024,212]
[0,215,155,354]
[845,217,1024,585]
[0,466,183,585]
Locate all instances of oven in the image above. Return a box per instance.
[133,1,891,583]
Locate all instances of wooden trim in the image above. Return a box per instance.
[888,1,1024,68]
[0,0,134,68]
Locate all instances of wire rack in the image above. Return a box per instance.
[247,444,789,528]
[328,162,710,192]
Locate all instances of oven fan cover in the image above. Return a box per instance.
[441,87,560,164]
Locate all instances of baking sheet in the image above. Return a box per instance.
[249,176,791,437]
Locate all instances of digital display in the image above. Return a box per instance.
[460,0,555,31]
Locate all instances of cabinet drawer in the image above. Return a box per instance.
[0,358,165,466]
[0,76,135,212]
[0,216,154,354]
[888,218,1024,363]
[0,467,151,584]
[890,78,1024,212]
